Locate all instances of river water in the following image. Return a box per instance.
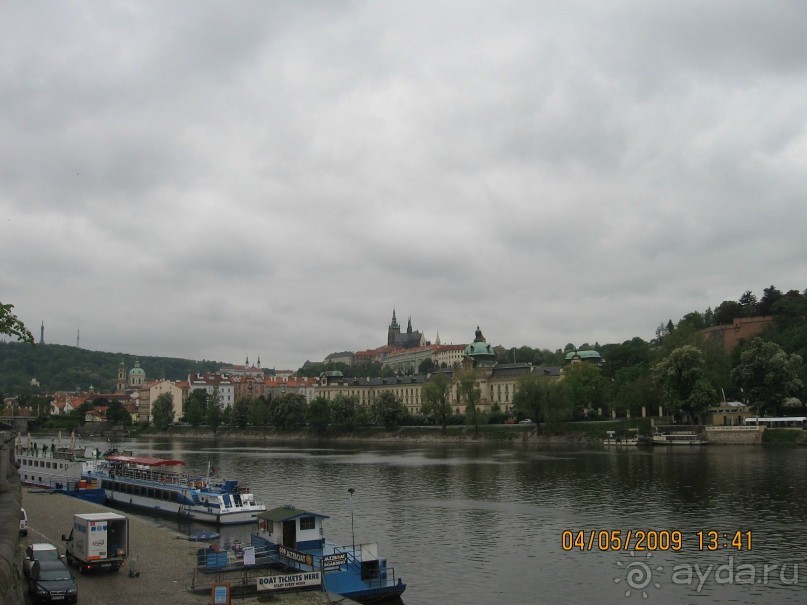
[85,438,807,605]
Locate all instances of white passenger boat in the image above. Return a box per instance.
[650,431,707,445]
[602,428,647,446]
[17,443,103,488]
[84,455,265,525]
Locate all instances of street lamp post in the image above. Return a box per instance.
[348,488,355,553]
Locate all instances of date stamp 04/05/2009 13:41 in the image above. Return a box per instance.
[561,529,753,553]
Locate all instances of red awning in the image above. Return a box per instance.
[107,455,186,467]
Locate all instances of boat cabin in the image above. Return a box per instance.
[257,505,328,551]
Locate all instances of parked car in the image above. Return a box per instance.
[19,508,28,536]
[504,417,517,425]
[24,543,62,577]
[519,419,533,424]
[28,560,78,604]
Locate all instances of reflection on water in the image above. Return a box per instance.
[83,438,807,605]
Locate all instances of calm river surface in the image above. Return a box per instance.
[86,438,807,605]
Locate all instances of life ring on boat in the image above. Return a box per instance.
[258,520,267,532]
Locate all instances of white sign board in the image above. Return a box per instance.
[257,571,321,591]
[243,546,256,566]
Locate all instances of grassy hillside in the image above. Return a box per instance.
[0,342,222,395]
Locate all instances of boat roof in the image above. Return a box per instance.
[259,505,329,523]
[107,455,186,467]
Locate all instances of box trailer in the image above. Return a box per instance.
[62,512,129,573]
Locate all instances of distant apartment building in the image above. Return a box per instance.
[139,379,186,423]
[317,371,427,415]
[433,344,466,369]
[324,351,355,366]
[383,346,435,374]
[218,358,265,378]
[188,373,235,409]
[265,375,318,403]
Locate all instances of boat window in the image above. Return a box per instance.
[300,516,315,530]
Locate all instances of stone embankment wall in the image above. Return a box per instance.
[0,431,25,605]
[704,427,764,445]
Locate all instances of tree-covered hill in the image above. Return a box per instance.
[0,342,222,395]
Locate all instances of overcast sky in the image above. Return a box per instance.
[2,1,806,370]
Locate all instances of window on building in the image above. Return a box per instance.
[300,516,315,530]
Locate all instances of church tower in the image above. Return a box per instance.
[387,309,401,346]
[116,362,127,392]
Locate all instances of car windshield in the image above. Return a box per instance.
[39,568,71,581]
[36,550,59,561]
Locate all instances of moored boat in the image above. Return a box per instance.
[29,476,108,505]
[650,430,707,445]
[17,441,105,488]
[256,505,405,602]
[602,428,648,446]
[84,455,265,525]
[194,504,406,602]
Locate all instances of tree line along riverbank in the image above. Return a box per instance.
[40,421,807,446]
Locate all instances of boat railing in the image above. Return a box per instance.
[195,543,277,572]
[329,544,398,587]
[105,465,207,487]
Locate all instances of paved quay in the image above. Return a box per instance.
[20,489,329,605]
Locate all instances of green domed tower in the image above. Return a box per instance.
[463,326,498,369]
[128,360,146,387]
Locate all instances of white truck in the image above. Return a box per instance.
[62,512,129,573]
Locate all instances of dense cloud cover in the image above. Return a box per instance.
[2,1,806,369]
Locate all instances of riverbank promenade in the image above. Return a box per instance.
[20,489,329,605]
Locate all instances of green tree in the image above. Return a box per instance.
[738,290,758,316]
[772,290,807,322]
[231,397,251,428]
[0,302,34,344]
[186,398,204,427]
[456,371,482,436]
[330,394,359,430]
[205,399,222,433]
[421,372,452,433]
[221,405,232,427]
[248,396,270,427]
[185,388,208,418]
[610,367,656,417]
[372,391,406,430]
[713,301,743,325]
[272,393,308,428]
[106,400,132,426]
[757,285,783,316]
[652,345,715,421]
[730,338,803,415]
[307,396,331,433]
[562,363,607,417]
[418,358,436,374]
[151,392,175,430]
[513,374,569,428]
